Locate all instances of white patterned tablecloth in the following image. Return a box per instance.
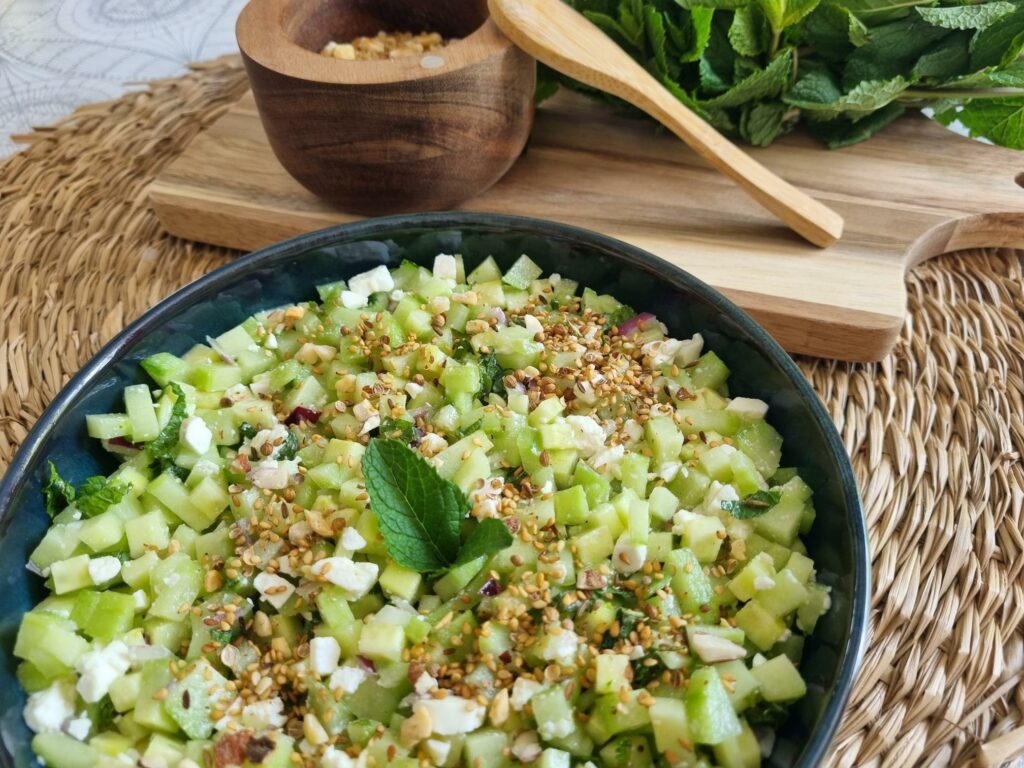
[0,0,246,158]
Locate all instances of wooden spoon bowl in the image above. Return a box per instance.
[236,0,536,214]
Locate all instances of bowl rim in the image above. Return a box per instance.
[0,212,869,766]
[236,0,516,86]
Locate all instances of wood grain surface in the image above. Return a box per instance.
[149,90,1024,362]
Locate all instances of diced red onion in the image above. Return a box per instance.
[499,651,513,664]
[286,406,321,425]
[479,578,503,597]
[616,312,657,336]
[103,436,143,455]
[357,656,377,673]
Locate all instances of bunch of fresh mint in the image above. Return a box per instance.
[538,0,1024,148]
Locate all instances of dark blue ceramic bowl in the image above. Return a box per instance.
[0,213,868,767]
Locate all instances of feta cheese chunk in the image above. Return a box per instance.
[538,716,575,740]
[76,640,131,703]
[726,396,769,420]
[241,697,287,730]
[612,532,647,574]
[566,415,606,457]
[340,290,368,309]
[641,337,684,369]
[309,636,341,677]
[676,333,704,364]
[23,680,76,733]
[540,629,580,666]
[340,527,367,552]
[310,557,379,600]
[510,678,545,711]
[329,664,369,694]
[321,747,357,768]
[511,731,542,763]
[416,696,487,736]
[753,575,777,591]
[179,416,212,455]
[64,714,91,741]
[523,314,543,336]
[246,424,290,459]
[348,265,394,298]
[433,254,457,283]
[253,572,295,610]
[87,556,121,585]
[703,481,740,516]
[132,589,150,612]
[690,633,748,663]
[249,458,299,490]
[424,739,451,765]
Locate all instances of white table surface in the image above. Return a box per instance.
[0,0,246,157]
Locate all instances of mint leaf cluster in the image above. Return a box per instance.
[42,461,130,519]
[362,440,513,573]
[541,0,1024,149]
[721,488,782,518]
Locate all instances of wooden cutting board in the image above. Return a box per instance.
[149,90,1024,362]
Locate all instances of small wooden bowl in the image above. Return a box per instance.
[236,0,536,215]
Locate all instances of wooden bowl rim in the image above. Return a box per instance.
[236,0,516,85]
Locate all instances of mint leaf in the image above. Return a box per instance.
[807,101,905,147]
[721,489,782,519]
[789,76,909,120]
[956,98,1024,148]
[740,101,791,146]
[362,439,464,572]
[971,8,1024,69]
[704,50,793,108]
[454,519,514,568]
[913,33,971,80]
[729,6,770,57]
[379,417,419,444]
[843,0,929,23]
[76,476,131,517]
[917,1,1015,31]
[757,0,820,33]
[42,462,76,518]
[682,8,715,62]
[148,382,189,460]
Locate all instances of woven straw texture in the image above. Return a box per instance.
[1,56,1023,767]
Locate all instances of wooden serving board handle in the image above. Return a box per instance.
[148,90,1024,363]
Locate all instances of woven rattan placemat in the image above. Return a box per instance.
[2,56,1023,767]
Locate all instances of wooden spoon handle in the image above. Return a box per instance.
[635,86,845,248]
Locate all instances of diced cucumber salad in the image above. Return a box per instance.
[16,255,831,768]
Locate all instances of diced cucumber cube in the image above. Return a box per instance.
[594,654,631,694]
[124,384,160,442]
[751,654,806,701]
[554,485,589,525]
[686,667,742,745]
[667,548,714,615]
[502,255,543,290]
[734,600,786,651]
[711,720,761,768]
[86,413,132,440]
[755,568,809,617]
[32,733,100,768]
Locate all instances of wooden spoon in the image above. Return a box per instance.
[488,0,845,247]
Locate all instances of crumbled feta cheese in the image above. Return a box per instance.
[671,509,698,535]
[540,629,580,665]
[752,653,768,668]
[132,589,150,612]
[433,254,457,283]
[566,415,605,457]
[470,477,505,519]
[264,333,278,350]
[404,382,424,399]
[348,265,394,297]
[622,419,644,443]
[249,374,273,396]
[340,290,368,309]
[310,557,379,600]
[309,636,341,677]
[359,415,380,436]
[726,397,770,420]
[676,333,704,364]
[549,273,562,287]
[510,678,545,711]
[589,444,624,473]
[424,739,450,765]
[330,664,369,694]
[390,289,406,302]
[249,459,292,490]
[87,556,121,585]
[253,572,295,610]
[23,680,75,733]
[246,424,290,459]
[241,697,287,730]
[340,527,367,552]
[642,337,684,369]
[76,641,132,703]
[416,697,486,735]
[753,575,777,591]
[656,461,683,482]
[612,532,647,574]
[289,521,313,545]
[64,714,91,741]
[321,747,356,768]
[538,717,575,740]
[428,296,451,314]
[223,383,252,403]
[418,432,447,458]
[179,416,212,454]
[191,458,221,477]
[511,731,542,763]
[703,481,740,515]
[414,672,439,696]
[352,400,377,422]
[213,697,243,731]
[523,314,543,336]
[690,633,748,663]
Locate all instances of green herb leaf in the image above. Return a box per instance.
[788,75,909,119]
[917,1,1015,31]
[729,5,770,57]
[970,7,1024,69]
[703,50,792,108]
[379,417,419,444]
[238,422,259,442]
[956,98,1024,148]
[757,0,820,33]
[42,461,76,518]
[740,100,791,145]
[76,476,131,518]
[721,489,782,518]
[604,303,637,331]
[454,519,514,568]
[362,439,466,572]
[806,101,906,147]
[147,382,189,460]
[478,352,507,396]
[276,431,299,461]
